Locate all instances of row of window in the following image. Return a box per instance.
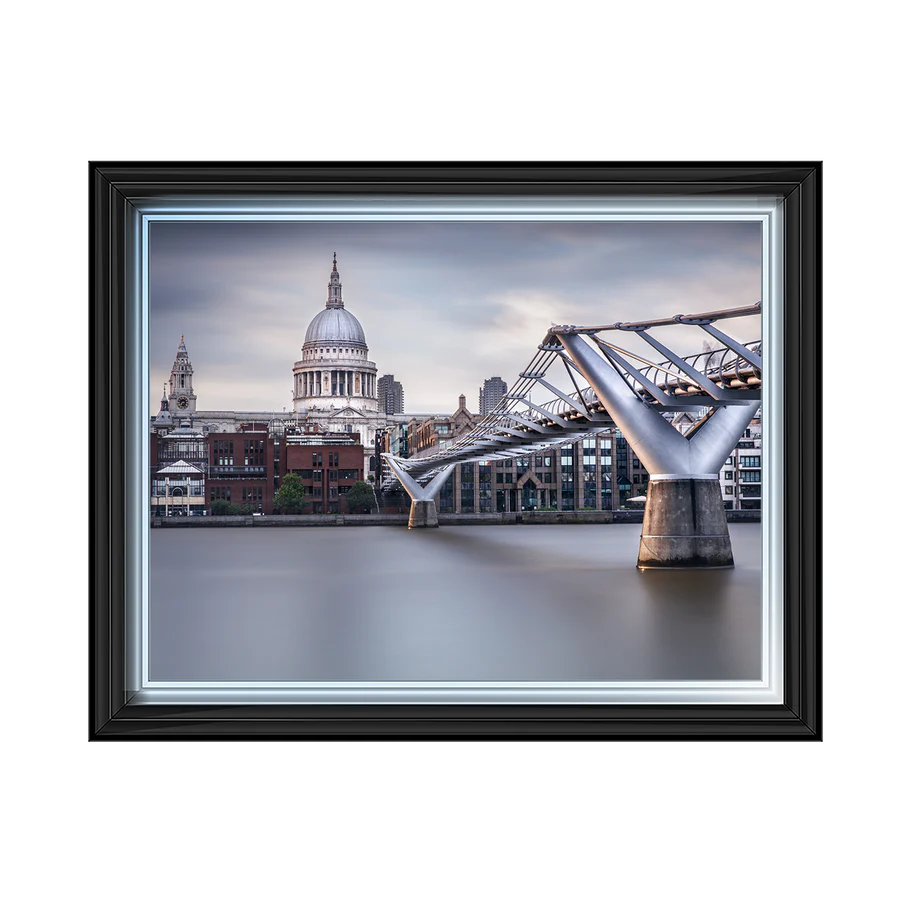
[150,484,204,497]
[291,468,360,481]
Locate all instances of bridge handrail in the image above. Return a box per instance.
[386,303,762,482]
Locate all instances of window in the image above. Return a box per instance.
[725,471,733,480]
[739,455,761,468]
[725,486,733,495]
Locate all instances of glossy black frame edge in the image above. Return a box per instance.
[89,162,821,741]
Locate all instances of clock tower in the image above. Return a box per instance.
[167,335,197,417]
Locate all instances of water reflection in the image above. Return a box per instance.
[149,524,761,683]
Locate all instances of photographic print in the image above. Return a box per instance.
[149,221,762,682]
[90,163,820,738]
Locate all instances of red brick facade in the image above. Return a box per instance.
[205,428,277,514]
[283,434,364,514]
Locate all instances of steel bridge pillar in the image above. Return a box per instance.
[558,332,759,569]
[383,456,454,529]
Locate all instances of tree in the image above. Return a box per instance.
[274,473,307,514]
[346,480,377,514]
[210,498,237,516]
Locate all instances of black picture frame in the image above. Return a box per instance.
[90,162,821,740]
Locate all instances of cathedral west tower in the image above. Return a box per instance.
[168,335,197,418]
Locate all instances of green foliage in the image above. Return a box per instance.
[210,498,252,516]
[274,473,307,514]
[346,480,377,513]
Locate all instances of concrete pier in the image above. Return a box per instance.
[408,498,440,528]
[638,477,734,568]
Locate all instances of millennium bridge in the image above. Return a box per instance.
[383,303,762,569]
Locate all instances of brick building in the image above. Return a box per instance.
[283,431,365,514]
[406,394,480,456]
[205,426,277,514]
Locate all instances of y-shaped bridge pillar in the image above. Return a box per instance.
[558,333,760,568]
[383,456,455,528]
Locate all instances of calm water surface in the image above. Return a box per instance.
[149,524,762,683]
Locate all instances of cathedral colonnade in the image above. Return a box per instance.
[294,367,378,399]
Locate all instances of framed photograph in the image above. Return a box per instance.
[90,162,820,739]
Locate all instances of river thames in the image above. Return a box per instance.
[148,523,762,683]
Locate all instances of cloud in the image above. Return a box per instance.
[149,220,762,413]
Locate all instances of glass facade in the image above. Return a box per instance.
[582,438,596,509]
[560,444,575,510]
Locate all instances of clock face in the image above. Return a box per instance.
[176,396,189,410]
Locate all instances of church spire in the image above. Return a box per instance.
[168,333,196,414]
[326,254,344,308]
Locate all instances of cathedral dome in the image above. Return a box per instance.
[303,306,367,347]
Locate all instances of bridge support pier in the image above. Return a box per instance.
[383,455,455,529]
[408,499,440,528]
[557,332,759,569]
[639,477,733,568]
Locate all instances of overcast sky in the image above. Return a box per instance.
[149,220,762,413]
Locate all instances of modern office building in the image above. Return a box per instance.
[377,374,405,414]
[382,429,649,514]
[719,414,762,510]
[670,409,764,511]
[478,376,508,414]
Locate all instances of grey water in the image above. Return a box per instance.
[149,524,762,683]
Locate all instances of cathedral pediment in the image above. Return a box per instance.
[328,405,366,418]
